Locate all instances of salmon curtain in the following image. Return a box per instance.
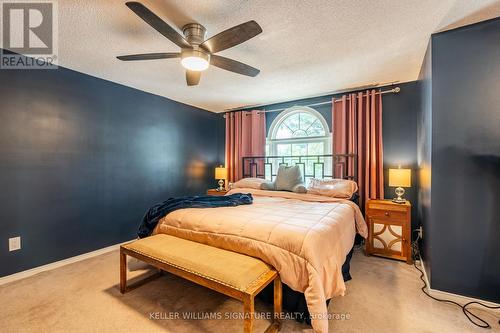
[225,110,266,183]
[333,90,384,209]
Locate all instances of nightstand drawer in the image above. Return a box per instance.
[367,208,407,222]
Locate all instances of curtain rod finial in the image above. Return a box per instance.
[394,87,401,93]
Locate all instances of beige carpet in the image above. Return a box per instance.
[1,248,498,333]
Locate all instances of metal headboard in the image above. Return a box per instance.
[242,154,358,183]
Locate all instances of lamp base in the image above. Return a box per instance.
[392,187,406,204]
[217,179,225,191]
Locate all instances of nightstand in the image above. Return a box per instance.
[206,189,228,196]
[365,199,412,264]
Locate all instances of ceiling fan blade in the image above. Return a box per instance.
[116,53,180,61]
[210,55,260,77]
[125,2,190,49]
[186,70,201,86]
[200,21,262,53]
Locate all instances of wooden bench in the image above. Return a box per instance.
[120,234,282,333]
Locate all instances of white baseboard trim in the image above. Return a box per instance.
[0,239,134,286]
[418,258,500,307]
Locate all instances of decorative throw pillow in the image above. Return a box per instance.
[307,178,358,199]
[291,183,307,193]
[232,177,268,189]
[275,165,306,193]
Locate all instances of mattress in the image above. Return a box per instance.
[153,188,367,333]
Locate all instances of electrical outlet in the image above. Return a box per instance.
[418,226,423,239]
[9,236,21,251]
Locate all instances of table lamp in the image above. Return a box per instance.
[215,165,227,191]
[388,168,411,203]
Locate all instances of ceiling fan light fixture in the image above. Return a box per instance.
[181,49,209,71]
[181,56,209,71]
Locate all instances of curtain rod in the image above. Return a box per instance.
[223,87,400,116]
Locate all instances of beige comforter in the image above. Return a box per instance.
[154,188,367,333]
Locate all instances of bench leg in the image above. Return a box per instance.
[243,295,255,333]
[120,251,127,294]
[273,276,282,323]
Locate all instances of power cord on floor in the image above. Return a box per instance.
[411,230,500,329]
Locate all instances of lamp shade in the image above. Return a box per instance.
[215,166,227,180]
[388,168,411,187]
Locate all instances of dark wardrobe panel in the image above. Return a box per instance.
[417,18,500,302]
[430,18,500,302]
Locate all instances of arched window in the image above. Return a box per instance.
[267,106,331,157]
[266,106,331,181]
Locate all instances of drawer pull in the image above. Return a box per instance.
[384,212,390,217]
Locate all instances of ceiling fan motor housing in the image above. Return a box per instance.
[181,23,210,67]
[181,48,209,63]
[182,23,207,45]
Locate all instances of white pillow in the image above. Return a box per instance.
[307,178,358,199]
[275,165,306,193]
[232,178,268,189]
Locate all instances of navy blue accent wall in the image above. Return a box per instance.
[244,81,420,227]
[381,82,419,229]
[0,54,223,277]
[417,18,500,302]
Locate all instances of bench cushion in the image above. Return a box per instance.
[122,234,273,291]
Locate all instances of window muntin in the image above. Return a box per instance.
[275,112,326,139]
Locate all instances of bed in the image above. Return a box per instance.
[153,155,366,333]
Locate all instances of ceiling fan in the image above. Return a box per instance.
[117,2,263,86]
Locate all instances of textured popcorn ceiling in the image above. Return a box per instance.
[52,0,500,111]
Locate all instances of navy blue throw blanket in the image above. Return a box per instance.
[138,193,253,238]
